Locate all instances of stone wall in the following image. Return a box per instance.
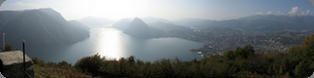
[2,62,33,78]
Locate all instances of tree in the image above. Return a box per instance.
[224,45,255,59]
[128,56,135,64]
[301,34,314,50]
[58,61,72,67]
[294,61,306,76]
[75,54,104,76]
[224,50,235,60]
[3,44,13,51]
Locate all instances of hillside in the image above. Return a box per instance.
[0,8,89,48]
[33,58,91,78]
[173,15,314,55]
[190,15,314,32]
[123,18,153,38]
[113,17,195,39]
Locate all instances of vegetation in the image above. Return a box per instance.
[33,58,91,78]
[3,44,13,51]
[74,35,314,77]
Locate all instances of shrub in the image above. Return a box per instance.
[75,54,104,76]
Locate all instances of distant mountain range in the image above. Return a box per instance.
[78,17,114,27]
[0,8,89,48]
[123,18,153,38]
[179,15,314,55]
[177,15,314,32]
[112,15,314,55]
[113,17,195,39]
[3,8,313,57]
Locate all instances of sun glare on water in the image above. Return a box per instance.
[95,28,125,59]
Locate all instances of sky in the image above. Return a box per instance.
[0,0,313,21]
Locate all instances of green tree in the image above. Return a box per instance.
[58,61,72,67]
[294,61,306,76]
[224,45,255,59]
[224,50,235,60]
[75,54,104,76]
[3,44,13,51]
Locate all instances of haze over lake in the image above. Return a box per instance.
[28,27,203,64]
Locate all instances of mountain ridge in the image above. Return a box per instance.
[0,8,89,48]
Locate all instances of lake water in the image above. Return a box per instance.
[28,28,203,64]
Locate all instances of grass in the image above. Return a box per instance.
[34,64,91,78]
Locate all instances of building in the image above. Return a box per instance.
[0,50,33,78]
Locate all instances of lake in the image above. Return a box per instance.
[28,28,203,64]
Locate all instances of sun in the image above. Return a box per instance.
[85,0,150,20]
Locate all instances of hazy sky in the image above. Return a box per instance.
[0,0,313,20]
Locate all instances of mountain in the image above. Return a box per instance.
[140,17,171,25]
[113,17,196,39]
[112,18,132,30]
[121,18,153,38]
[234,15,314,32]
[78,17,114,27]
[111,15,314,55]
[178,15,314,55]
[182,15,314,32]
[174,18,215,27]
[0,8,89,48]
